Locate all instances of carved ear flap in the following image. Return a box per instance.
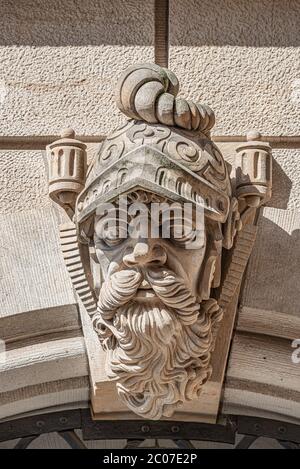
[199,224,223,297]
[222,197,242,250]
[200,254,218,300]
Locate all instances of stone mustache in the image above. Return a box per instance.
[48,63,272,420]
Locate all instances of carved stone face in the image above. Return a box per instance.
[91,192,223,419]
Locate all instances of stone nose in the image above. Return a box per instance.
[123,242,167,268]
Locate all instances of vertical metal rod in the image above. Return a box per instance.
[58,430,87,449]
[235,435,258,449]
[14,435,38,449]
[124,439,145,449]
[155,0,169,67]
[175,439,196,449]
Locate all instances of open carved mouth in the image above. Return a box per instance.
[136,279,156,298]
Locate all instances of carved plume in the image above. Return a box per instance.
[115,63,215,133]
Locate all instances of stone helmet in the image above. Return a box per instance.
[76,64,233,237]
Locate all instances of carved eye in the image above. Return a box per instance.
[170,228,197,247]
[103,228,127,247]
[95,218,128,249]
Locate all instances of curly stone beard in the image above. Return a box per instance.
[92,268,223,420]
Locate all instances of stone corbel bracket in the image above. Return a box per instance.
[47,126,272,423]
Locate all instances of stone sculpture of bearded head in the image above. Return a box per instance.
[49,63,255,420]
